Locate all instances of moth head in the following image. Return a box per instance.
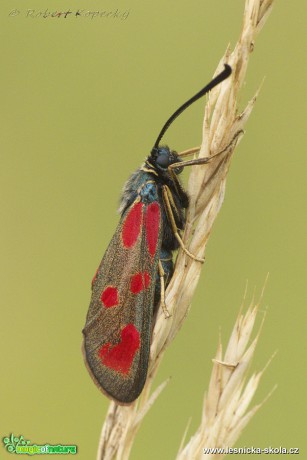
[150,65,232,173]
[149,146,183,175]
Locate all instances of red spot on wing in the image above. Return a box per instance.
[100,286,119,308]
[130,271,151,294]
[122,202,143,248]
[98,324,140,375]
[145,202,160,256]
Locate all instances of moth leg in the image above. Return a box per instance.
[177,146,200,158]
[158,260,171,318]
[162,185,205,263]
[170,130,244,171]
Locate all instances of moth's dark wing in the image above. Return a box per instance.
[82,184,162,404]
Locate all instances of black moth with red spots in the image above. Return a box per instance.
[82,65,232,404]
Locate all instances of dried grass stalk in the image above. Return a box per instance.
[97,1,274,458]
[176,285,276,459]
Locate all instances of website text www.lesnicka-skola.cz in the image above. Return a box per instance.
[203,446,300,455]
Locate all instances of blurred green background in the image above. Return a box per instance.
[1,1,306,458]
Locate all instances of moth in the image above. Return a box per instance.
[82,65,231,404]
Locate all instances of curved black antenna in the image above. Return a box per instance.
[152,64,232,152]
